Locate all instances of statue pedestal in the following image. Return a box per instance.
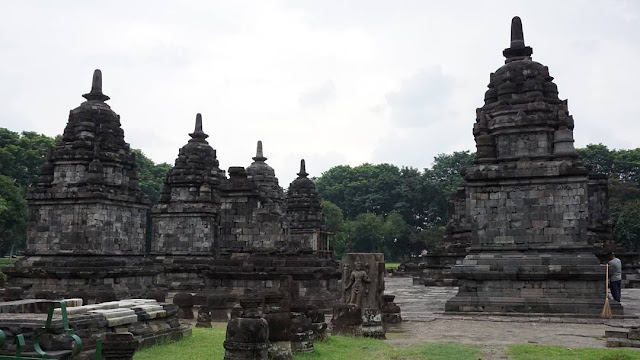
[331,303,362,336]
[361,308,385,339]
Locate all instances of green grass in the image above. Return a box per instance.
[385,262,401,270]
[0,257,18,267]
[134,325,482,360]
[134,327,640,360]
[508,344,640,360]
[134,325,226,360]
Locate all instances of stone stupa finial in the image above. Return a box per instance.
[297,159,309,178]
[82,69,110,102]
[189,113,209,140]
[252,140,267,162]
[503,16,533,59]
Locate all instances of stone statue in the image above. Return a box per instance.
[344,257,370,308]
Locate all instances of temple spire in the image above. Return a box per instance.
[253,140,267,162]
[189,113,208,140]
[297,159,308,178]
[503,16,533,59]
[82,69,110,102]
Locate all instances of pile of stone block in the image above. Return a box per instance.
[0,298,190,357]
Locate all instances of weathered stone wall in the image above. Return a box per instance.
[445,17,614,315]
[27,201,148,255]
[152,215,217,255]
[151,114,222,255]
[467,180,589,247]
[219,167,288,252]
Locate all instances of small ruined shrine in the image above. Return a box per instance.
[5,70,156,299]
[151,113,224,255]
[286,160,329,254]
[445,17,620,315]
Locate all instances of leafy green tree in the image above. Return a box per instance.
[0,128,57,190]
[321,200,348,257]
[133,149,172,204]
[578,145,640,248]
[0,175,27,255]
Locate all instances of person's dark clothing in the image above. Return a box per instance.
[610,280,622,302]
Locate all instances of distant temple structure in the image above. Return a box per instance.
[6,70,340,309]
[444,17,621,314]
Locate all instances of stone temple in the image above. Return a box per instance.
[6,70,340,309]
[444,17,620,315]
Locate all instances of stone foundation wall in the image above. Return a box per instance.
[26,201,148,255]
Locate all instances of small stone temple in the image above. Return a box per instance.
[6,70,340,309]
[444,17,620,315]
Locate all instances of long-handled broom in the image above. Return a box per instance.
[601,264,612,318]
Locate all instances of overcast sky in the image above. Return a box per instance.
[1,1,639,185]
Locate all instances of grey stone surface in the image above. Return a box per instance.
[444,17,617,315]
[332,253,386,338]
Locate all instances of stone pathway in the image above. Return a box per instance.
[384,276,640,349]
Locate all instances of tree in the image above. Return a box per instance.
[578,145,640,248]
[133,149,172,204]
[0,128,57,190]
[0,175,27,255]
[321,200,348,257]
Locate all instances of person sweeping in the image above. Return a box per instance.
[607,252,622,303]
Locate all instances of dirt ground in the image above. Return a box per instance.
[384,277,640,350]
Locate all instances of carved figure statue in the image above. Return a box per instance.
[344,257,370,308]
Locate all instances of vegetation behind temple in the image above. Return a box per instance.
[1,127,639,260]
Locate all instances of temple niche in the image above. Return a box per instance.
[444,17,621,315]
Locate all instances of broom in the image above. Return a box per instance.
[601,263,612,318]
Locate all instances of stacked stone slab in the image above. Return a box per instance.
[286,159,325,252]
[151,113,223,255]
[606,327,640,348]
[0,298,190,358]
[445,17,620,315]
[5,70,156,299]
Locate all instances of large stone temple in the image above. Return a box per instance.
[444,17,620,315]
[5,70,340,309]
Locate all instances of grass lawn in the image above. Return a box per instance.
[507,344,640,360]
[385,262,401,270]
[134,326,640,360]
[134,325,481,360]
[0,257,18,267]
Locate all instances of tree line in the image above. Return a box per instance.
[1,127,639,260]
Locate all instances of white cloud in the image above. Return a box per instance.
[0,0,639,187]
